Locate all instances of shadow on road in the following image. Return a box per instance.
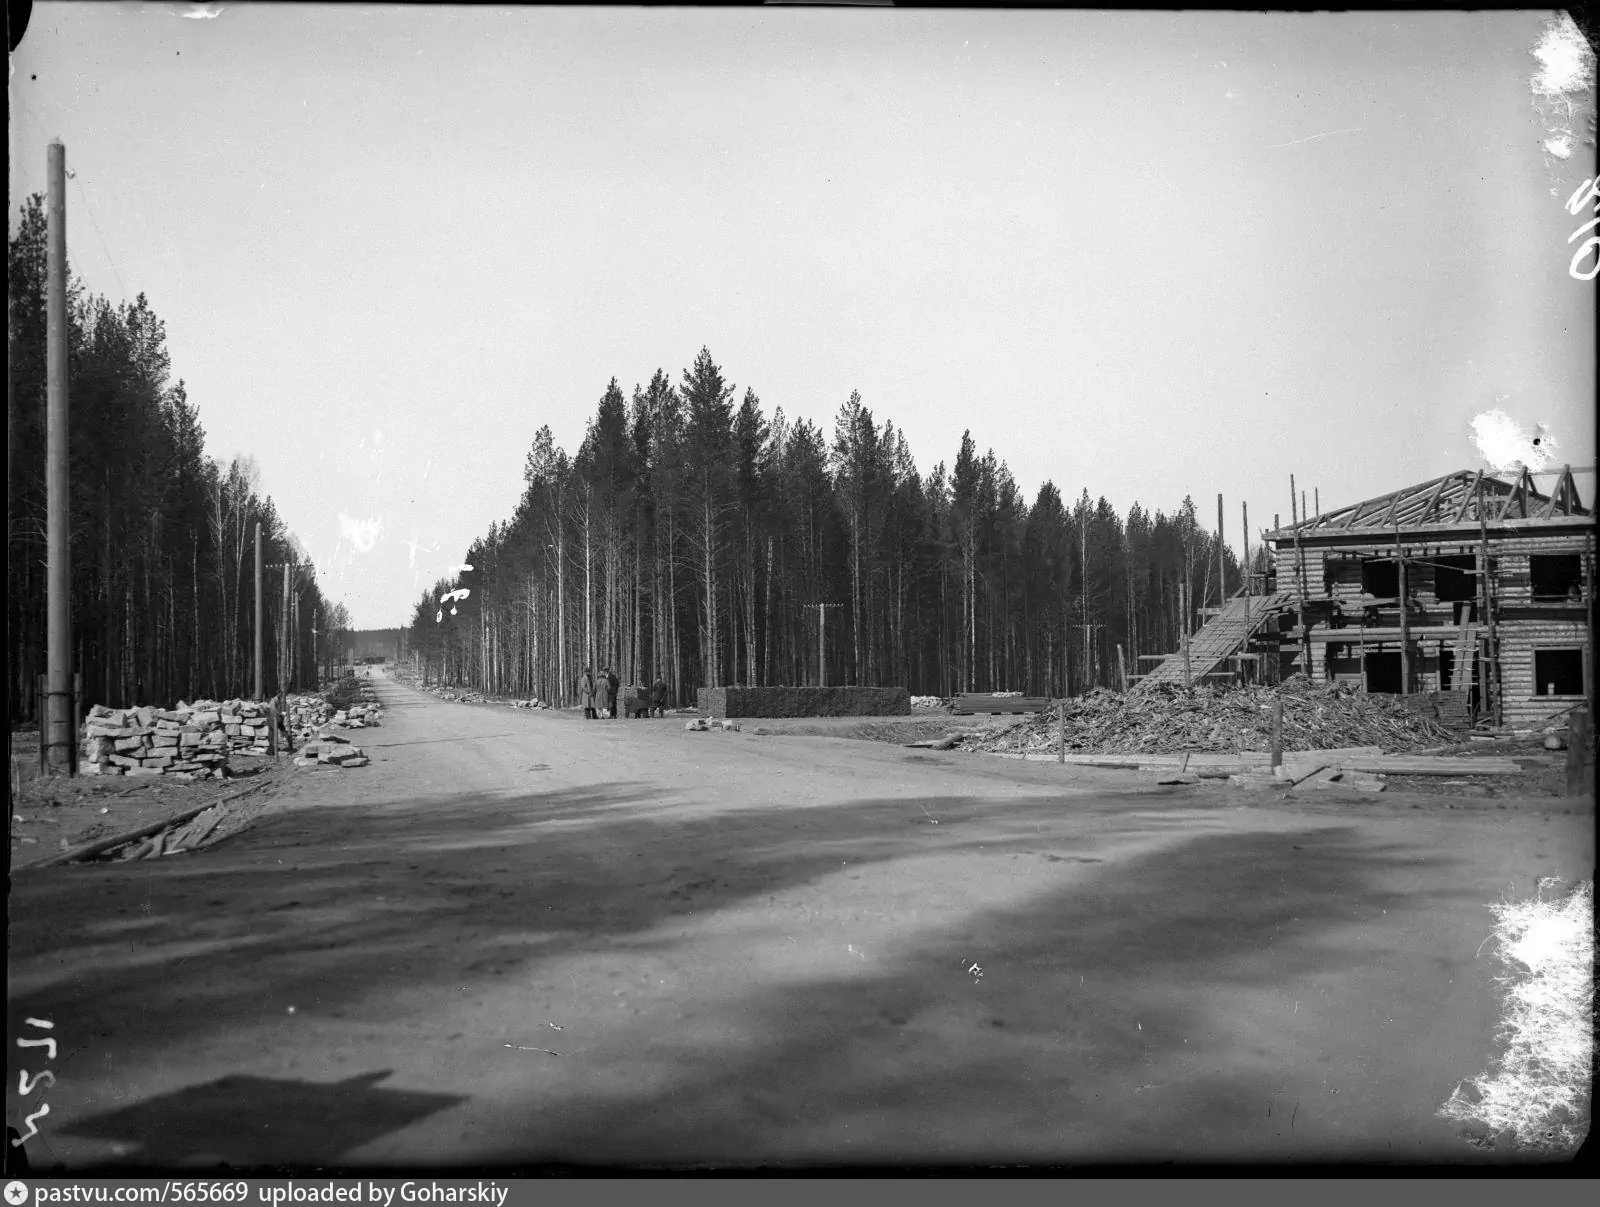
[63,1071,464,1167]
[8,779,1490,1167]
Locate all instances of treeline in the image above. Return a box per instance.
[412,347,1266,706]
[7,195,351,718]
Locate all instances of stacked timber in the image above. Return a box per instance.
[78,699,277,778]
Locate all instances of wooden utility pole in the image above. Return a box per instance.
[1242,501,1252,676]
[811,603,843,687]
[547,542,565,706]
[1216,493,1226,611]
[1180,579,1192,690]
[1478,483,1502,727]
[45,140,73,773]
[1289,477,1310,678]
[254,521,264,700]
[1395,515,1410,696]
[282,560,292,694]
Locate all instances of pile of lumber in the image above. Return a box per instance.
[293,733,370,770]
[968,675,1454,757]
[79,700,276,778]
[511,699,553,710]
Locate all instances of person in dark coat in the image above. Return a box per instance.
[577,667,597,719]
[595,668,615,719]
[650,676,668,718]
[606,669,621,720]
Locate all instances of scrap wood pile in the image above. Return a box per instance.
[967,676,1455,757]
[79,699,279,778]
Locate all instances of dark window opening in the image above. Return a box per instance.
[1530,554,1583,601]
[1365,651,1402,694]
[1440,650,1455,692]
[1534,649,1584,696]
[1362,559,1399,597]
[1434,555,1477,602]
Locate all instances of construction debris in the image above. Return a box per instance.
[686,717,741,733]
[293,733,370,770]
[967,675,1455,758]
[284,692,384,743]
[77,699,279,778]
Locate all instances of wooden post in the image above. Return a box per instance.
[1396,516,1410,696]
[1242,501,1252,676]
[1567,708,1591,797]
[45,141,72,775]
[71,669,82,777]
[268,700,279,757]
[1216,493,1226,612]
[1478,483,1502,727]
[1180,579,1192,690]
[1289,479,1309,679]
[1057,700,1065,764]
[38,675,48,778]
[1116,643,1128,693]
[1271,693,1283,769]
[254,522,264,701]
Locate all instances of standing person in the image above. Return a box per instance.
[606,668,621,720]
[651,675,668,718]
[577,666,596,720]
[595,667,614,720]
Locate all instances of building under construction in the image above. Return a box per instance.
[1135,467,1593,731]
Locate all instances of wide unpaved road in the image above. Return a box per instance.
[8,670,1593,1168]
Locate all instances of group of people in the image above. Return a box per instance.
[576,667,670,719]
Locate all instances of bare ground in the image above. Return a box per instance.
[6,668,1593,1171]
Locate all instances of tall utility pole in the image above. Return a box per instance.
[1242,501,1252,679]
[282,557,291,694]
[254,521,264,700]
[45,141,72,773]
[1216,493,1226,611]
[810,603,843,687]
[548,543,565,705]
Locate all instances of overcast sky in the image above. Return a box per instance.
[10,5,1595,629]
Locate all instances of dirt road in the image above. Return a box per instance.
[7,669,1592,1168]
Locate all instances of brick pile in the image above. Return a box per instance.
[79,699,276,779]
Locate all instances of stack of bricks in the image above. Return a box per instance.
[79,699,276,779]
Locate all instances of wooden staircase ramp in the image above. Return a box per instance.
[1133,592,1296,691]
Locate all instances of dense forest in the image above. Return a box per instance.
[411,348,1271,706]
[7,194,350,718]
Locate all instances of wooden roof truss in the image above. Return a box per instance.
[1286,467,1588,533]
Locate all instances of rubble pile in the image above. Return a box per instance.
[910,696,947,709]
[79,699,277,778]
[293,733,370,770]
[511,699,553,709]
[284,693,384,742]
[686,717,741,733]
[969,676,1455,757]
